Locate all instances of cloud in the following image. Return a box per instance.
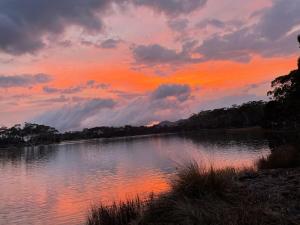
[132,43,200,67]
[0,0,208,55]
[256,0,300,41]
[132,0,207,16]
[35,83,192,130]
[81,38,122,49]
[195,19,225,29]
[151,84,191,102]
[100,39,122,49]
[29,95,69,105]
[167,18,189,32]
[43,80,109,94]
[195,0,300,62]
[103,84,193,127]
[34,98,116,131]
[132,0,300,69]
[0,0,114,55]
[0,73,52,88]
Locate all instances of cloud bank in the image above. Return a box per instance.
[34,98,116,131]
[43,80,108,94]
[0,0,207,55]
[0,73,52,88]
[34,84,193,131]
[132,0,300,69]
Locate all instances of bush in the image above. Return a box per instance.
[257,145,300,169]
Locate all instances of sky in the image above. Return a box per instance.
[0,0,299,131]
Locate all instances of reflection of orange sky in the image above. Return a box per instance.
[54,172,169,222]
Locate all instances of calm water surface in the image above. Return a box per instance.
[0,132,271,225]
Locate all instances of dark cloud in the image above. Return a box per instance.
[132,0,207,15]
[132,0,300,68]
[256,0,300,41]
[0,73,52,88]
[100,39,122,49]
[34,98,116,131]
[195,0,300,62]
[0,0,208,55]
[196,19,225,29]
[43,80,109,94]
[151,84,191,102]
[29,95,69,105]
[0,0,113,55]
[110,90,143,99]
[168,18,189,32]
[132,44,200,66]
[81,38,122,49]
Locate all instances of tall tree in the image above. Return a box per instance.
[264,35,300,128]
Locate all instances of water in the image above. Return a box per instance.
[0,131,271,225]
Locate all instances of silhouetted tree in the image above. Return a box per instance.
[264,35,300,128]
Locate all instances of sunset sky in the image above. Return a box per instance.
[0,0,299,131]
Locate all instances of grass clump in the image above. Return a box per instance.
[171,163,235,198]
[86,198,143,225]
[257,145,300,169]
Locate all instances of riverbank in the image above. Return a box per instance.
[87,158,300,225]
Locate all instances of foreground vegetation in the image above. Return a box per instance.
[87,145,300,225]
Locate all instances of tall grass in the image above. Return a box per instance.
[171,163,235,198]
[86,198,143,225]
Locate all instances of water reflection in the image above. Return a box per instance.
[0,132,270,225]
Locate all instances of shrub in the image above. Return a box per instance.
[257,145,300,169]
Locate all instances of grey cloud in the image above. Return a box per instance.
[100,39,122,49]
[132,0,300,68]
[132,44,200,66]
[196,19,225,29]
[168,18,189,32]
[107,97,187,127]
[0,73,52,88]
[257,0,300,41]
[43,86,82,94]
[34,98,116,131]
[0,0,113,55]
[0,0,208,55]
[43,80,109,94]
[196,27,298,63]
[110,90,143,99]
[29,95,69,105]
[35,84,192,130]
[195,0,300,62]
[102,85,192,127]
[151,84,191,102]
[81,38,122,49]
[132,0,207,15]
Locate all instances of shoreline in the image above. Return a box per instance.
[0,126,283,149]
